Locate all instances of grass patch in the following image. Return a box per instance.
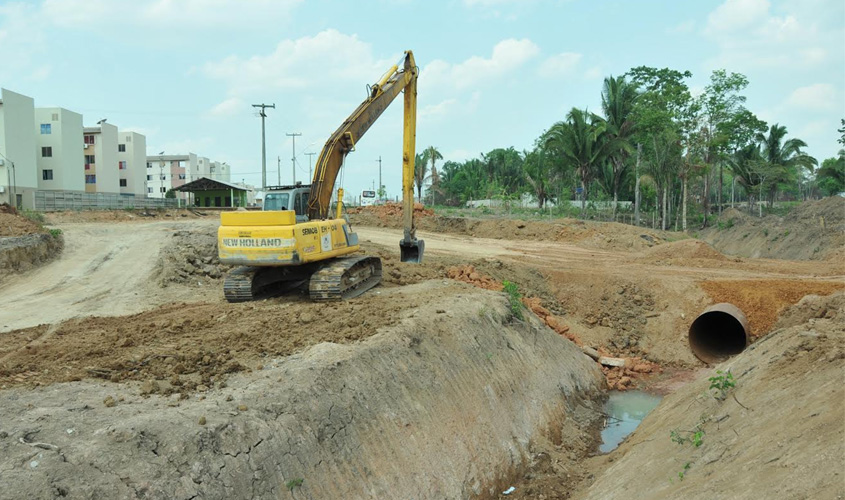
[502,280,524,321]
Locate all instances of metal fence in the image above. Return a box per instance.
[34,190,178,211]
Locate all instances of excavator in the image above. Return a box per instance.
[217,50,424,302]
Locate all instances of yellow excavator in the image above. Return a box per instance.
[217,50,424,302]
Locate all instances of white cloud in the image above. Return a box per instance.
[424,38,540,91]
[705,0,770,34]
[419,92,481,122]
[785,84,837,111]
[583,66,603,81]
[702,0,842,70]
[538,52,582,77]
[206,97,246,118]
[202,29,386,96]
[42,0,302,30]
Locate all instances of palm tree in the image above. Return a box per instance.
[545,108,614,216]
[414,151,428,200]
[601,75,637,216]
[425,146,443,205]
[756,124,817,207]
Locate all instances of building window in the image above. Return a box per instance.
[42,169,53,180]
[160,187,167,193]
[84,155,95,169]
[178,174,186,180]
[147,175,152,181]
[84,135,95,145]
[85,175,96,184]
[120,179,127,187]
[146,162,152,169]
[118,144,126,152]
[41,146,52,157]
[160,175,166,181]
[125,136,132,142]
[147,187,153,194]
[40,124,51,134]
[51,113,59,121]
[119,161,127,170]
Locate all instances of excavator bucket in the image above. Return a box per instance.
[399,238,425,263]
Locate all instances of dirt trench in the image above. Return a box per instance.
[0,282,604,500]
[567,292,845,500]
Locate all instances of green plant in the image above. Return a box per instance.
[21,209,46,224]
[286,478,303,492]
[678,462,692,480]
[763,228,769,236]
[708,369,735,400]
[49,228,62,238]
[502,280,524,320]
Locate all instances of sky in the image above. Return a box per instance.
[1,0,843,199]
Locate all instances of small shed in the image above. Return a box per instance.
[175,177,247,208]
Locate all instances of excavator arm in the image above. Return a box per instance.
[306,50,423,262]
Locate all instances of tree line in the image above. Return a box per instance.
[414,67,845,230]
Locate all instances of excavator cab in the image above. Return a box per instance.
[264,183,311,223]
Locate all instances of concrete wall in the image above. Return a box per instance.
[118,131,146,196]
[0,88,38,208]
[35,107,84,192]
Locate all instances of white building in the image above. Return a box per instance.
[118,131,146,196]
[35,107,84,192]
[145,153,197,199]
[0,88,37,208]
[83,122,119,194]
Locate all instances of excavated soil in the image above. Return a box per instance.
[0,212,46,237]
[0,285,452,394]
[701,197,845,261]
[350,211,670,253]
[699,279,843,337]
[154,229,229,285]
[44,208,206,225]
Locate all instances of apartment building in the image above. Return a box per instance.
[0,88,37,208]
[145,153,197,199]
[83,122,120,194]
[34,107,84,192]
[118,131,146,196]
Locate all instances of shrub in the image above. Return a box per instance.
[502,280,524,321]
[49,228,62,238]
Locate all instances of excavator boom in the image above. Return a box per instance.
[307,50,423,262]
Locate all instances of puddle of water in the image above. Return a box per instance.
[599,390,662,453]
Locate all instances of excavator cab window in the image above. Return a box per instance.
[264,192,290,211]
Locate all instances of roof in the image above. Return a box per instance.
[174,177,247,192]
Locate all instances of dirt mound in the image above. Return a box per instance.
[0,203,17,215]
[787,195,844,223]
[0,212,45,237]
[636,239,728,263]
[44,208,205,224]
[570,291,845,500]
[0,284,468,393]
[446,264,503,291]
[700,197,845,260]
[348,202,434,220]
[349,212,668,253]
[154,229,229,285]
[699,279,844,336]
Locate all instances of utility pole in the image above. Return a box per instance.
[377,156,382,199]
[305,152,316,183]
[634,143,641,227]
[252,103,275,188]
[159,160,165,199]
[286,132,301,184]
[277,156,281,186]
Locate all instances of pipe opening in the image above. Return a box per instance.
[689,305,749,364]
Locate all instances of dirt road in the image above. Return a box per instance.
[0,221,217,333]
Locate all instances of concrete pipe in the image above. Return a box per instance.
[688,303,749,364]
